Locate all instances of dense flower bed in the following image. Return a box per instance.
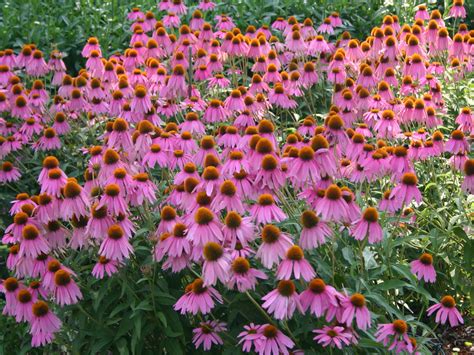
[0,0,472,353]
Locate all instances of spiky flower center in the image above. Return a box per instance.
[261,155,277,171]
[108,225,124,240]
[220,180,237,196]
[309,278,326,294]
[402,173,417,186]
[105,184,120,196]
[3,277,19,292]
[419,253,433,265]
[301,210,319,228]
[191,278,207,294]
[350,293,366,307]
[286,245,304,261]
[363,207,379,222]
[262,225,281,243]
[232,257,250,274]
[203,242,223,261]
[325,185,342,200]
[161,206,176,221]
[464,159,474,176]
[277,280,296,296]
[64,181,82,198]
[202,166,219,180]
[225,211,242,228]
[393,320,408,334]
[258,194,274,206]
[14,212,28,225]
[54,269,71,286]
[263,325,278,338]
[17,289,32,303]
[32,301,49,317]
[195,207,214,225]
[299,146,315,161]
[255,138,273,154]
[441,296,455,308]
[22,224,39,240]
[173,223,186,238]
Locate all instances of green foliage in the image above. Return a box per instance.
[1,0,457,73]
[0,0,156,72]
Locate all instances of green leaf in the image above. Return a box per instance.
[342,246,355,264]
[133,300,152,312]
[90,337,112,354]
[109,303,130,318]
[155,292,176,306]
[391,264,417,283]
[157,312,167,328]
[375,279,408,291]
[366,293,403,318]
[134,316,142,343]
[114,315,134,340]
[117,338,129,355]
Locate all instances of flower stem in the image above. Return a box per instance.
[244,291,275,325]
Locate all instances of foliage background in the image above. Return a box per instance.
[1,0,472,73]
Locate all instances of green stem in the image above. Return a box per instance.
[244,291,275,325]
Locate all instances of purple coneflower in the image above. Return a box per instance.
[250,194,286,224]
[15,289,35,322]
[20,224,50,259]
[99,225,133,261]
[61,180,89,219]
[389,173,422,210]
[300,278,339,317]
[222,211,254,248]
[53,269,82,306]
[276,245,315,281]
[461,159,474,193]
[427,296,464,327]
[228,257,267,292]
[341,293,371,330]
[315,184,348,221]
[410,253,436,283]
[262,280,303,320]
[202,242,230,286]
[92,256,120,279]
[313,325,354,349]
[256,224,293,268]
[30,301,61,347]
[192,320,226,351]
[375,320,412,353]
[187,207,223,247]
[254,324,295,354]
[350,207,383,244]
[0,161,21,183]
[174,278,222,315]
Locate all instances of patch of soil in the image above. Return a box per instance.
[440,321,473,354]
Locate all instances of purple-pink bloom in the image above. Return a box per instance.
[410,253,436,283]
[341,293,372,330]
[427,296,464,327]
[174,278,223,315]
[375,320,413,353]
[276,245,315,281]
[350,207,383,244]
[300,278,339,317]
[254,324,295,355]
[313,325,354,349]
[192,320,226,351]
[262,280,303,320]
